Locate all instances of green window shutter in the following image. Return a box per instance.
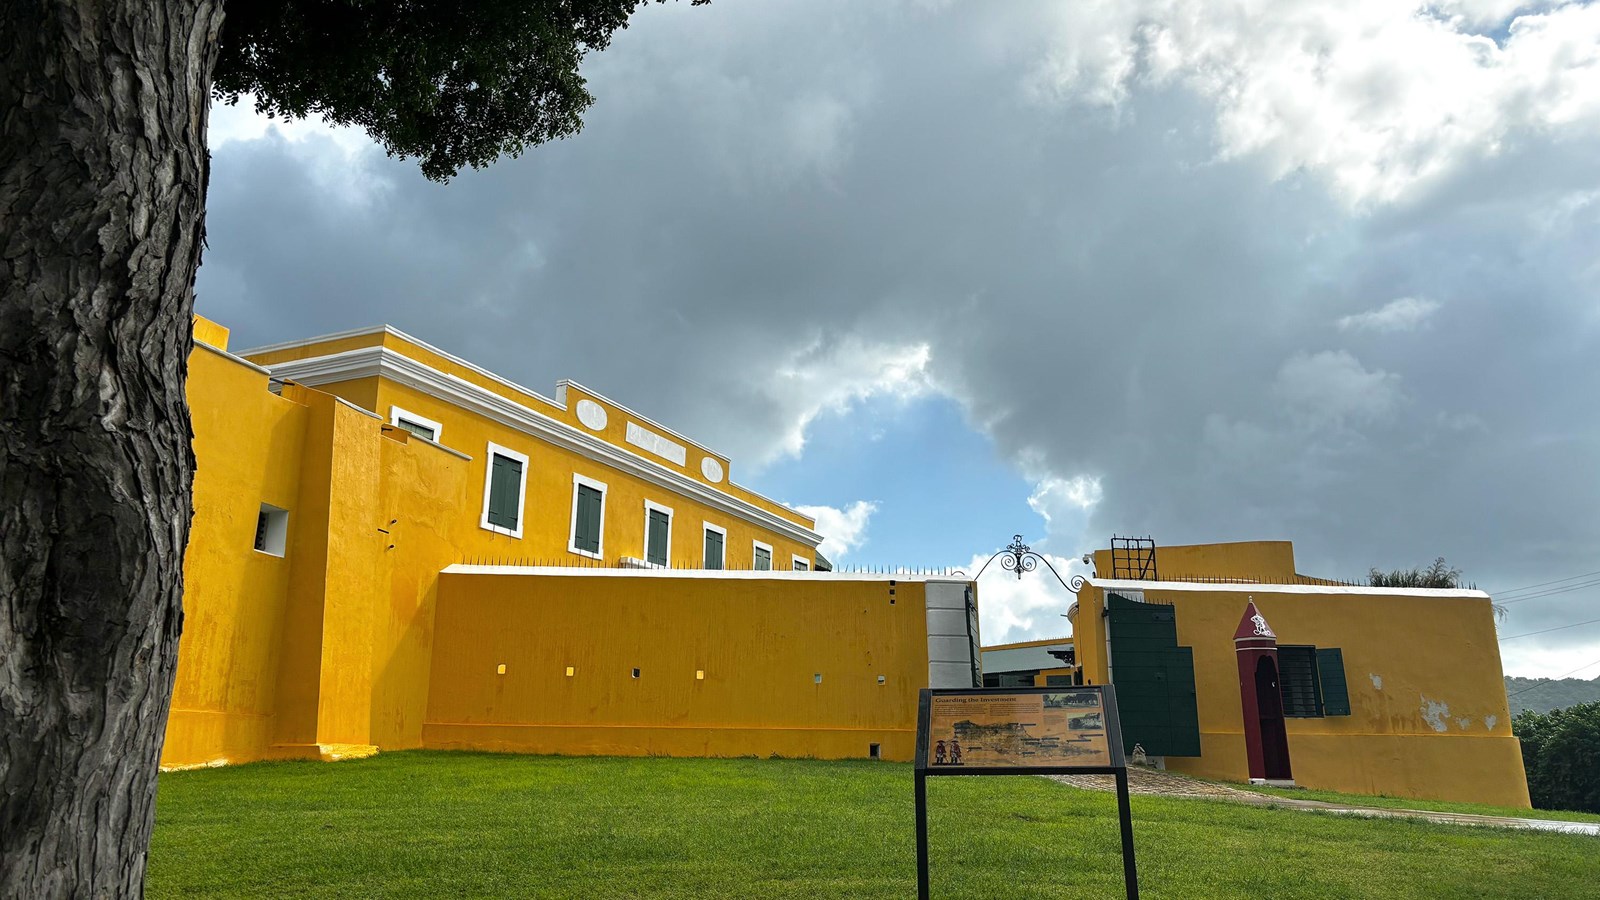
[487,455,522,530]
[1316,648,1351,716]
[574,485,602,553]
[704,529,723,569]
[647,510,670,566]
[754,546,771,570]
[1277,645,1323,718]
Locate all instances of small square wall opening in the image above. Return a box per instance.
[869,743,881,760]
[813,673,823,684]
[496,664,506,675]
[631,667,641,679]
[565,666,575,677]
[253,504,288,556]
[876,675,886,685]
[696,669,705,680]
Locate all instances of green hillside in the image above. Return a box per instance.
[1504,675,1600,716]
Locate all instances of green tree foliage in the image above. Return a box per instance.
[214,0,706,181]
[1368,557,1462,588]
[1514,702,1600,813]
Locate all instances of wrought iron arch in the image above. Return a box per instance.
[962,535,1086,592]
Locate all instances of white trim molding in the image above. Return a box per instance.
[389,405,444,442]
[1087,576,1490,599]
[792,555,811,572]
[258,345,822,548]
[567,473,608,560]
[480,442,530,539]
[702,521,727,570]
[626,421,687,466]
[444,563,969,583]
[752,540,774,571]
[643,500,674,568]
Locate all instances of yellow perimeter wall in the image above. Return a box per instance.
[1072,542,1528,807]
[424,571,935,761]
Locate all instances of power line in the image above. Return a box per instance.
[1499,616,1600,641]
[1491,569,1600,599]
[1498,578,1600,606]
[1506,657,1600,698]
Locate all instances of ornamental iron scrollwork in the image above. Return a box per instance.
[966,534,1085,592]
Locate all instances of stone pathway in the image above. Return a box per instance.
[1046,768,1600,836]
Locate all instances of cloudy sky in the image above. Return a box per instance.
[200,0,1600,678]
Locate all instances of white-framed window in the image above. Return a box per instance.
[254,503,289,556]
[702,522,727,570]
[752,540,773,571]
[389,405,443,442]
[793,555,811,571]
[643,500,673,568]
[480,442,529,538]
[568,473,608,560]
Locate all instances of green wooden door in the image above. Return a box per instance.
[1106,593,1201,757]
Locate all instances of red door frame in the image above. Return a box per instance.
[1234,600,1293,782]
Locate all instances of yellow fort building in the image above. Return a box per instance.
[984,539,1529,807]
[172,317,1528,808]
[170,317,980,769]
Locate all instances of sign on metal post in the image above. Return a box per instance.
[914,685,1139,899]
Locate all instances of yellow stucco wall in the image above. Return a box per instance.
[423,571,931,760]
[167,345,309,767]
[1072,577,1529,807]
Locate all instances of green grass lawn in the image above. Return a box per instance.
[1240,782,1600,825]
[150,751,1598,899]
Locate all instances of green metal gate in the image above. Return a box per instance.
[1106,593,1201,757]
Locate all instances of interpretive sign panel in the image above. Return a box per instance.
[923,689,1114,770]
[913,686,1137,899]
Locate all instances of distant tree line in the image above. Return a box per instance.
[1504,676,1600,717]
[1514,702,1600,814]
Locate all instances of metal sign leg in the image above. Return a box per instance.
[1115,768,1139,899]
[916,772,930,900]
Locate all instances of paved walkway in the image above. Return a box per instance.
[1045,769,1600,836]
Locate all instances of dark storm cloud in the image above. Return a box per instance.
[197,1,1600,661]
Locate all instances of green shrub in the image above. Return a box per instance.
[1514,701,1600,813]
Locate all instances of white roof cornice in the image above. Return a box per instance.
[261,346,823,547]
[1088,576,1490,599]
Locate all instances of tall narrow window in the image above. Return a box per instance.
[644,502,672,568]
[753,542,772,571]
[568,474,607,559]
[703,523,726,570]
[1277,645,1323,718]
[480,443,528,538]
[389,406,442,442]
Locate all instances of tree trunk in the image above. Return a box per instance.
[0,1,223,896]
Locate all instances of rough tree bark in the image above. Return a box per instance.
[1,1,224,896]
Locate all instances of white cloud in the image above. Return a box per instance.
[1274,350,1404,427]
[759,336,935,464]
[1024,1,1600,205]
[795,500,878,559]
[1027,476,1104,524]
[1337,297,1442,333]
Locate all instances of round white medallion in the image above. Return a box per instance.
[700,457,724,483]
[576,399,608,431]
